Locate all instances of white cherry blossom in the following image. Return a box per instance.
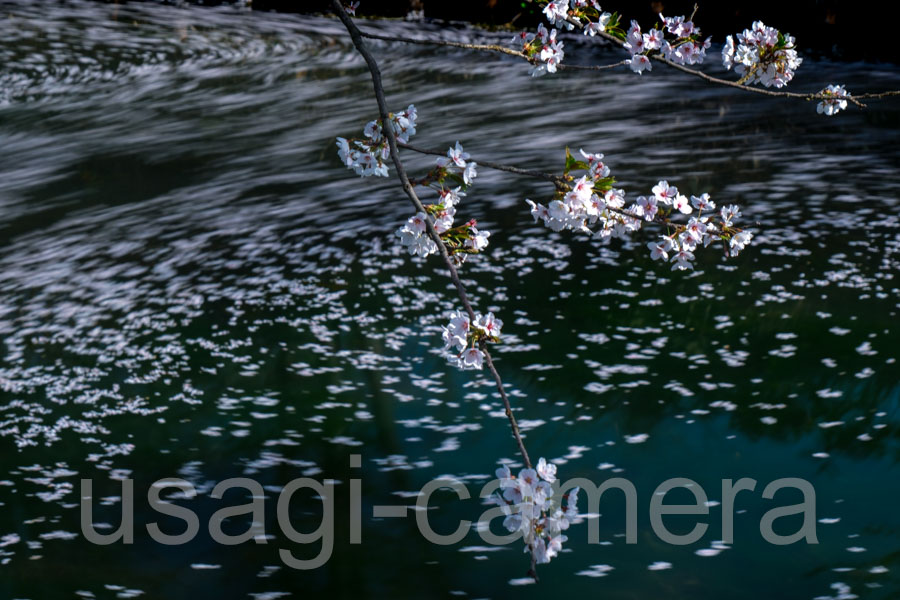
[491,457,579,566]
[531,537,550,564]
[397,227,437,257]
[474,312,503,338]
[335,104,418,177]
[648,239,671,261]
[652,180,677,205]
[817,84,850,116]
[503,511,524,534]
[628,53,651,74]
[542,0,570,26]
[526,199,550,223]
[583,14,611,37]
[518,468,538,492]
[691,193,715,211]
[720,204,741,226]
[729,230,754,256]
[672,193,693,214]
[536,457,557,482]
[465,227,490,251]
[546,535,567,560]
[459,347,485,370]
[437,141,470,168]
[463,162,478,185]
[671,249,695,271]
[723,21,802,88]
[636,195,658,220]
[442,310,470,353]
[643,28,663,50]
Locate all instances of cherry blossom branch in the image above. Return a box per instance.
[398,142,753,259]
[350,12,900,109]
[552,9,894,108]
[334,3,757,574]
[331,0,533,472]
[399,141,689,233]
[359,29,629,72]
[591,28,881,106]
[399,142,657,219]
[668,57,900,102]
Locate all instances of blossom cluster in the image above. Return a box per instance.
[492,458,580,565]
[525,148,636,238]
[435,140,478,186]
[395,142,486,262]
[641,183,753,271]
[624,14,712,74]
[396,212,438,257]
[817,84,850,116]
[722,21,802,88]
[441,310,502,370]
[523,3,714,75]
[541,0,610,33]
[529,4,740,80]
[514,23,565,76]
[525,149,752,271]
[337,110,487,263]
[515,2,620,75]
[528,2,846,118]
[336,104,417,177]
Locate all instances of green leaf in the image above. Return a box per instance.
[447,173,460,184]
[564,146,575,173]
[606,12,625,38]
[564,147,591,174]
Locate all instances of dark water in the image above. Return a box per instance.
[1,2,900,599]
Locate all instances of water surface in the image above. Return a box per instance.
[1,3,899,599]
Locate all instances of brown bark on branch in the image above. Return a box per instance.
[331,0,533,473]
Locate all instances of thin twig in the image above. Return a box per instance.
[559,59,630,72]
[689,3,699,23]
[360,30,527,59]
[400,141,565,184]
[360,29,628,73]
[332,0,533,471]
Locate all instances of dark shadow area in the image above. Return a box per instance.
[155,0,897,63]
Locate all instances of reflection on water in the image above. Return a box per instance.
[1,2,899,599]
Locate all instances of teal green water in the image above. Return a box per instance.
[1,3,899,599]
